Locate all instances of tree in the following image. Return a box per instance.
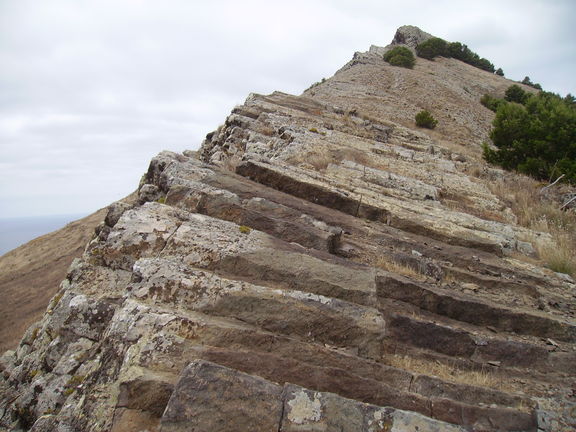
[495,68,504,76]
[383,46,415,69]
[483,90,576,183]
[416,37,448,60]
[416,38,498,73]
[415,110,438,129]
[522,76,533,86]
[504,85,528,104]
[480,94,506,112]
[476,57,495,73]
[521,76,543,90]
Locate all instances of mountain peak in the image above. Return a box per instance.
[391,25,434,48]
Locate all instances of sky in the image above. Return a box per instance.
[0,0,575,218]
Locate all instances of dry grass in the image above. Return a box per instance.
[256,125,276,137]
[222,153,243,172]
[488,175,576,277]
[287,147,373,172]
[440,271,458,286]
[441,192,509,223]
[386,354,503,390]
[374,256,426,281]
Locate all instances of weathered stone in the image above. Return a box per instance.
[105,201,133,228]
[160,360,284,432]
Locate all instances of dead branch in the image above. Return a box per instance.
[540,174,565,194]
[560,194,576,211]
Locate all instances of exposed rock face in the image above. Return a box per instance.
[1,26,575,431]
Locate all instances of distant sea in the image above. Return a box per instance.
[0,214,87,256]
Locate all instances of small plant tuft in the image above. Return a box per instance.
[415,110,438,129]
[238,225,251,234]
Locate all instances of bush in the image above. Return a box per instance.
[416,38,495,72]
[383,46,415,69]
[415,110,438,129]
[483,89,576,184]
[495,68,504,76]
[522,76,542,90]
[504,84,528,104]
[416,37,448,59]
[480,94,506,112]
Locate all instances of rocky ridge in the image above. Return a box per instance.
[1,26,575,431]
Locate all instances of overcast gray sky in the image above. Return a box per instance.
[1,0,574,218]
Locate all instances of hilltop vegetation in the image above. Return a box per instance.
[416,37,497,73]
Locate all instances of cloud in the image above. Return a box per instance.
[0,0,574,217]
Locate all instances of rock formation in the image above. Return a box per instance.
[1,26,575,432]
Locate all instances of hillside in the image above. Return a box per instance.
[0,210,107,353]
[1,26,574,432]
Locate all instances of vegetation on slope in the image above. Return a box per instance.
[415,110,438,129]
[383,46,415,69]
[487,175,576,277]
[479,83,576,276]
[482,85,576,184]
[416,37,497,73]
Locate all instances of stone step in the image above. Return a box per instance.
[236,159,388,222]
[100,203,377,307]
[159,359,537,431]
[131,308,534,414]
[128,258,385,360]
[384,313,571,373]
[164,181,341,253]
[234,159,529,255]
[377,273,576,343]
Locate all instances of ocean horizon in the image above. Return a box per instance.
[0,213,88,256]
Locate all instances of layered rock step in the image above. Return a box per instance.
[160,359,467,432]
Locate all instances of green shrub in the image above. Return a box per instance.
[522,76,542,90]
[415,110,438,129]
[480,94,506,112]
[383,46,415,69]
[504,84,528,104]
[495,68,504,76]
[416,37,448,59]
[416,39,495,72]
[239,225,251,234]
[484,89,576,184]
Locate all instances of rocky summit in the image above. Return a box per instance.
[1,26,575,432]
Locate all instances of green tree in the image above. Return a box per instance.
[495,68,504,76]
[383,46,416,69]
[416,37,448,60]
[484,91,576,183]
[417,38,498,73]
[521,76,542,90]
[504,85,528,104]
[415,110,438,129]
